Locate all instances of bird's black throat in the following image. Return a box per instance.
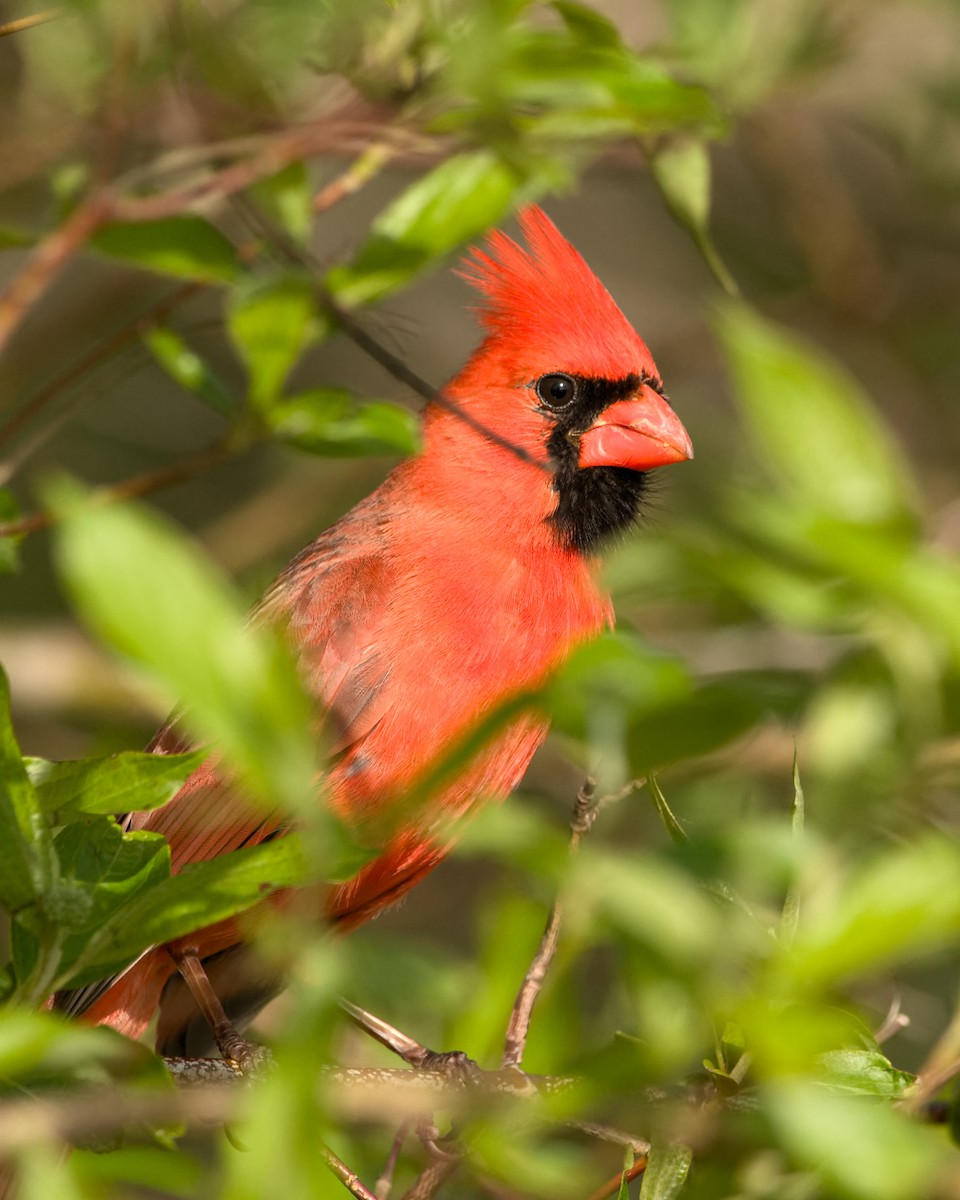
[543,373,652,556]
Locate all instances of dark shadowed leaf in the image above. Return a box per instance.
[93,217,239,282]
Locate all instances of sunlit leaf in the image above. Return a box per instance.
[327,150,528,306]
[269,389,420,457]
[26,750,206,818]
[228,273,325,408]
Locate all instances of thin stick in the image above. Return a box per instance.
[0,282,201,462]
[375,1121,411,1200]
[323,1143,380,1200]
[0,10,58,38]
[340,999,436,1069]
[0,195,111,360]
[400,1159,459,1200]
[501,778,599,1069]
[0,437,234,540]
[314,143,395,213]
[583,1154,648,1200]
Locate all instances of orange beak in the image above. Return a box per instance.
[578,383,693,471]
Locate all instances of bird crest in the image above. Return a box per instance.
[459,206,658,381]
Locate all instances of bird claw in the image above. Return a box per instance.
[217,1027,272,1076]
[418,1049,481,1086]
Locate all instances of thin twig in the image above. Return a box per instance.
[400,1159,460,1200]
[0,195,111,360]
[0,437,237,540]
[0,282,201,466]
[314,143,396,213]
[0,9,58,38]
[340,999,436,1068]
[583,1154,648,1200]
[501,778,600,1069]
[324,1143,381,1200]
[376,1121,411,1200]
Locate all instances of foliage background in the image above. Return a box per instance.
[1,0,960,1197]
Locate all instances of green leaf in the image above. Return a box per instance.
[26,749,207,818]
[627,671,810,774]
[0,488,22,574]
[249,162,313,246]
[92,217,239,283]
[0,1009,152,1085]
[60,834,311,988]
[227,274,323,407]
[0,667,56,913]
[269,389,421,457]
[142,327,236,416]
[817,1048,913,1099]
[647,775,687,843]
[0,226,32,250]
[650,138,738,295]
[715,305,918,526]
[50,820,170,979]
[48,483,316,816]
[327,150,528,306]
[638,1142,692,1199]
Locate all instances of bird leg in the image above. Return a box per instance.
[167,945,271,1073]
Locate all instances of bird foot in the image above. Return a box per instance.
[216,1024,272,1075]
[417,1049,481,1086]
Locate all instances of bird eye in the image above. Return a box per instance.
[535,374,577,410]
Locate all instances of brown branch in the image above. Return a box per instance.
[324,1144,381,1200]
[0,9,58,38]
[583,1154,648,1200]
[501,777,600,1069]
[110,123,421,226]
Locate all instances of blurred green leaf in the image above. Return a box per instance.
[48,483,316,815]
[782,836,960,990]
[227,273,324,408]
[327,150,528,306]
[716,305,918,527]
[0,1009,160,1089]
[92,217,238,283]
[249,162,313,246]
[26,749,206,818]
[269,389,420,457]
[142,327,236,416]
[627,670,810,774]
[766,1081,948,1200]
[0,488,22,573]
[0,226,32,249]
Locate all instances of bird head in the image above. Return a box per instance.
[440,207,693,553]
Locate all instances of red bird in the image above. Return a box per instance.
[55,207,692,1054]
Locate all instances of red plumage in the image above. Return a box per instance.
[62,207,692,1053]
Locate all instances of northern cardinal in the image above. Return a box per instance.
[54,207,692,1054]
